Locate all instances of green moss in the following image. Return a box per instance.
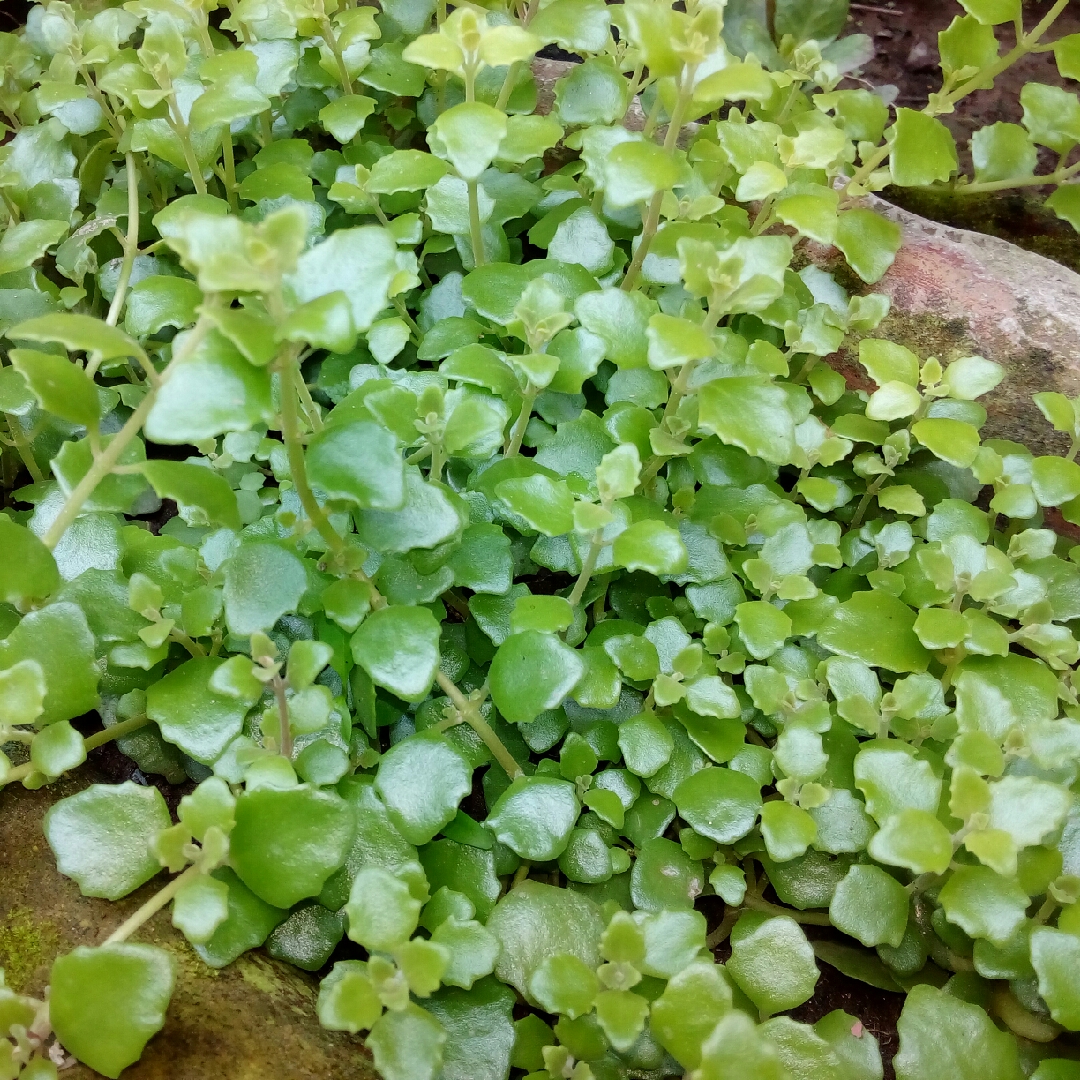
[0,905,60,994]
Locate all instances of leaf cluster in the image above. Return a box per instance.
[3,0,1080,1079]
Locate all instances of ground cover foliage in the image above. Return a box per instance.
[3,0,1080,1076]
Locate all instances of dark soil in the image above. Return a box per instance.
[855,0,1080,270]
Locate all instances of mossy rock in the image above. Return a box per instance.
[0,768,376,1080]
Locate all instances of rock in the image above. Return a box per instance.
[818,195,1080,461]
[905,39,937,73]
[0,767,376,1080]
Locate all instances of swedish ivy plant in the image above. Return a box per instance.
[3,0,1080,1077]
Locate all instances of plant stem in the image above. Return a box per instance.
[273,675,292,759]
[2,413,44,484]
[467,180,486,268]
[2,716,150,788]
[86,715,151,751]
[107,154,140,328]
[956,162,1080,195]
[41,319,211,550]
[946,0,1068,107]
[166,94,208,197]
[621,67,696,292]
[567,530,605,608]
[741,893,832,925]
[319,15,355,94]
[278,349,347,558]
[849,473,887,530]
[435,671,522,779]
[221,131,239,212]
[105,864,202,945]
[504,382,538,457]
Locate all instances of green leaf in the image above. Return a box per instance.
[9,312,144,361]
[355,467,467,554]
[146,657,251,764]
[45,782,170,900]
[223,541,307,635]
[487,775,579,860]
[699,377,796,465]
[49,944,175,1080]
[0,516,59,607]
[231,785,355,908]
[368,150,448,194]
[0,602,99,726]
[760,801,818,862]
[489,630,584,723]
[894,984,1023,1080]
[496,474,574,536]
[375,731,472,844]
[868,809,953,874]
[854,742,941,822]
[735,601,792,660]
[9,347,99,427]
[30,719,87,778]
[0,659,46,727]
[830,864,908,948]
[319,94,377,142]
[819,591,930,672]
[939,864,1028,945]
[306,419,404,509]
[603,141,680,210]
[673,766,762,844]
[1031,927,1080,1030]
[367,1003,447,1080]
[346,865,421,951]
[696,1010,788,1080]
[430,102,508,182]
[911,417,981,468]
[613,519,688,576]
[835,209,902,284]
[140,460,241,530]
[528,953,598,1018]
[486,880,603,999]
[0,218,67,276]
[352,604,441,703]
[651,960,733,1070]
[1021,83,1080,154]
[971,123,1035,184]
[317,960,382,1033]
[727,914,820,1017]
[286,225,401,334]
[145,329,273,444]
[890,109,958,186]
[959,0,1020,24]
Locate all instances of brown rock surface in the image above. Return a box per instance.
[0,767,375,1080]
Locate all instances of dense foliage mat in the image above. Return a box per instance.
[3,0,1080,1077]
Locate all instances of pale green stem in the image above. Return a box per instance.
[279,349,347,558]
[741,893,832,925]
[105,864,202,945]
[221,131,239,213]
[41,319,212,550]
[849,473,887,530]
[495,62,521,111]
[392,296,422,339]
[621,68,696,292]
[505,382,539,457]
[467,180,486,268]
[273,675,292,759]
[956,162,1080,195]
[2,715,150,788]
[106,153,140,328]
[2,413,44,484]
[436,672,522,779]
[166,93,208,197]
[567,530,605,608]
[319,16,355,94]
